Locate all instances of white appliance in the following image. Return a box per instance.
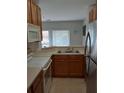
[43,59,52,93]
[27,24,41,42]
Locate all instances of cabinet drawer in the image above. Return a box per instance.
[68,55,84,60]
[53,55,67,60]
[32,71,42,90]
[54,59,67,62]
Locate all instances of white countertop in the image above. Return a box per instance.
[28,56,51,68]
[27,56,51,88]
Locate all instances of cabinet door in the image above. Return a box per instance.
[32,71,43,93]
[27,88,32,93]
[37,6,41,26]
[31,1,38,25]
[68,55,86,77]
[27,0,31,23]
[33,83,42,93]
[37,6,42,40]
[92,6,97,21]
[89,9,93,23]
[69,60,84,77]
[54,61,68,77]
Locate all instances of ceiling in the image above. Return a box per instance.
[38,0,96,22]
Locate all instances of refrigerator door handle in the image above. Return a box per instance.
[84,32,91,56]
[84,32,92,75]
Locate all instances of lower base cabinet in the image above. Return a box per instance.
[28,70,43,93]
[27,88,32,93]
[52,55,86,77]
[54,60,68,77]
[69,60,85,77]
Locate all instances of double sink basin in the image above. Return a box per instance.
[57,50,80,54]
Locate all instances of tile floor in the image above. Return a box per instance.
[49,78,86,93]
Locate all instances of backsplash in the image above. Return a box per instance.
[27,41,40,53]
[27,41,84,54]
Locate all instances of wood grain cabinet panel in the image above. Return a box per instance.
[27,0,32,23]
[37,6,41,26]
[54,60,69,77]
[32,72,42,90]
[92,6,97,21]
[28,70,43,93]
[27,88,32,93]
[33,82,42,93]
[53,55,67,60]
[52,55,86,77]
[68,55,84,60]
[31,2,38,25]
[36,6,42,40]
[69,60,84,77]
[89,4,97,23]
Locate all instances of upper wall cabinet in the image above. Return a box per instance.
[27,0,32,23]
[27,0,42,41]
[36,6,42,40]
[89,4,97,23]
[37,6,42,26]
[27,0,42,26]
[31,2,38,25]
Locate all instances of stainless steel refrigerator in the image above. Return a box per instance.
[84,21,97,93]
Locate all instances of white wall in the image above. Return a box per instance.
[42,20,85,46]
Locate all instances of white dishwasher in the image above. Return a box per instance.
[43,59,52,93]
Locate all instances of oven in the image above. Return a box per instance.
[43,59,52,93]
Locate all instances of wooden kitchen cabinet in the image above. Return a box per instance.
[37,6,42,26]
[92,5,97,21]
[31,1,38,25]
[52,55,86,77]
[32,70,43,93]
[89,10,93,23]
[27,0,32,23]
[68,55,86,77]
[27,0,42,40]
[69,60,84,77]
[36,5,42,40]
[27,70,43,93]
[89,4,97,23]
[28,0,42,26]
[33,83,42,93]
[54,60,69,77]
[27,88,32,93]
[52,55,68,77]
[71,55,85,77]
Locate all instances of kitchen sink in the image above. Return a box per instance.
[57,50,80,53]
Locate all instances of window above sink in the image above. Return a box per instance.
[41,30,70,48]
